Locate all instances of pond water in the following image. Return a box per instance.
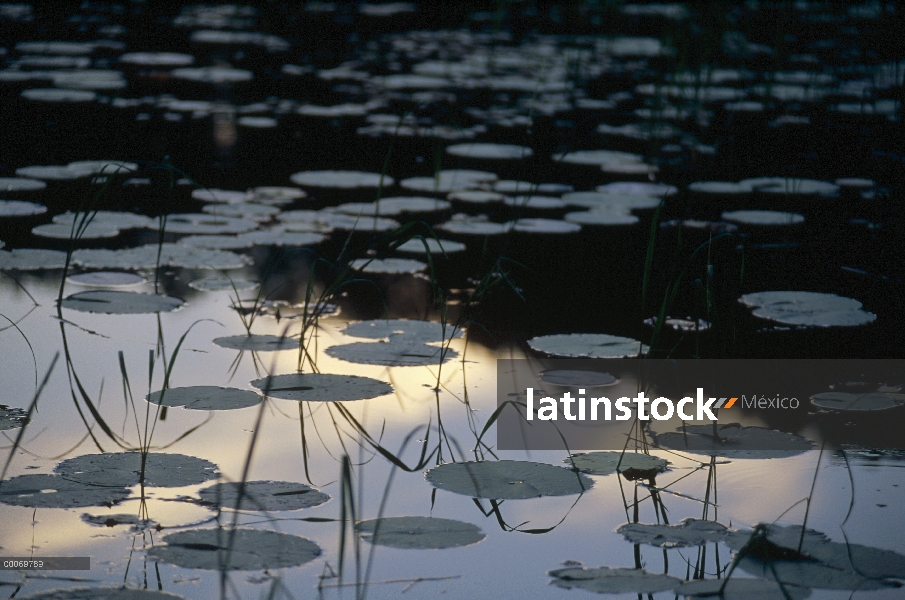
[1,2,904,599]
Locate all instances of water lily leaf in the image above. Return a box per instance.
[60,291,183,314]
[333,196,451,216]
[394,238,466,254]
[55,452,218,488]
[358,516,485,549]
[67,271,146,287]
[565,210,639,226]
[148,528,321,571]
[213,334,296,352]
[676,578,811,599]
[52,210,154,230]
[446,143,533,159]
[198,481,330,512]
[511,218,581,234]
[721,210,805,225]
[0,474,130,508]
[553,149,643,165]
[0,404,28,430]
[617,518,727,548]
[289,170,392,189]
[751,306,876,327]
[655,425,813,459]
[81,513,157,529]
[0,177,47,193]
[326,340,458,366]
[424,460,593,500]
[71,243,251,270]
[188,277,259,292]
[548,564,680,594]
[0,199,47,217]
[810,391,905,412]
[400,170,496,193]
[0,248,68,270]
[18,588,187,599]
[251,373,393,402]
[340,319,463,342]
[349,257,427,274]
[528,333,647,358]
[541,370,618,387]
[565,452,668,476]
[146,386,261,411]
[739,291,861,311]
[149,213,258,235]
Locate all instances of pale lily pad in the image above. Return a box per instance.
[512,218,581,234]
[394,238,466,254]
[565,210,639,226]
[17,587,187,599]
[446,143,533,159]
[188,277,259,292]
[148,528,321,571]
[688,181,755,194]
[190,188,252,204]
[358,517,485,549]
[541,370,618,387]
[617,518,727,547]
[0,248,68,270]
[1,405,28,430]
[32,221,120,239]
[739,291,863,312]
[655,425,813,459]
[349,257,427,274]
[0,177,47,193]
[0,474,130,508]
[198,480,329,511]
[596,182,678,197]
[552,149,643,165]
[751,306,877,327]
[400,170,496,193]
[178,234,251,250]
[67,271,146,287]
[722,210,805,225]
[333,196,451,216]
[446,190,505,204]
[71,244,251,270]
[81,513,157,529]
[677,578,811,600]
[562,192,661,211]
[810,391,905,411]
[528,333,648,358]
[326,340,458,366]
[548,564,680,594]
[424,460,593,500]
[289,170,393,189]
[238,230,326,247]
[52,211,154,230]
[202,202,280,221]
[0,199,47,217]
[213,335,296,351]
[60,291,183,314]
[55,452,218,488]
[341,319,463,342]
[503,196,567,210]
[740,177,839,196]
[438,218,511,235]
[565,452,668,476]
[146,386,261,411]
[150,213,258,235]
[251,373,393,402]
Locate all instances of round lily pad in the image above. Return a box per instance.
[617,518,728,548]
[0,474,130,508]
[326,340,458,366]
[250,373,394,402]
[541,370,618,387]
[446,143,533,160]
[740,291,876,327]
[213,335,297,352]
[146,386,262,411]
[400,169,496,193]
[438,219,511,235]
[548,565,680,594]
[528,333,648,358]
[0,199,47,217]
[0,248,68,270]
[67,271,146,287]
[1,404,28,430]
[810,391,905,412]
[721,210,805,225]
[341,319,463,342]
[60,291,184,314]
[198,480,330,512]
[289,170,393,189]
[655,425,813,459]
[55,452,219,488]
[512,218,581,234]
[188,278,259,292]
[424,460,593,500]
[349,258,427,274]
[394,238,466,254]
[565,452,668,476]
[565,210,639,226]
[147,528,321,571]
[32,222,120,239]
[17,587,187,599]
[552,149,643,165]
[358,516,485,549]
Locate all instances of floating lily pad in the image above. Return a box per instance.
[148,528,321,571]
[33,222,120,239]
[238,230,326,247]
[425,460,592,500]
[548,564,680,594]
[541,370,618,387]
[17,587,187,599]
[0,248,68,270]
[655,425,813,459]
[596,182,678,197]
[340,319,463,342]
[333,196,450,216]
[676,578,811,600]
[0,474,130,508]
[60,291,184,314]
[67,271,146,287]
[565,452,668,476]
[71,243,251,270]
[740,177,839,196]
[251,373,394,402]
[565,210,639,226]
[146,386,261,411]
[552,149,643,165]
[446,190,505,204]
[326,340,458,366]
[810,391,905,412]
[617,518,727,548]
[213,335,296,352]
[188,277,259,292]
[721,210,805,225]
[740,291,875,328]
[0,177,47,193]
[446,143,532,160]
[528,333,647,358]
[178,234,252,250]
[0,199,47,217]
[503,196,567,210]
[349,257,427,274]
[438,218,511,235]
[358,517,485,549]
[394,238,466,254]
[202,202,280,221]
[81,513,157,529]
[55,452,218,488]
[198,481,330,512]
[512,218,581,234]
[0,404,28,430]
[562,192,661,211]
[151,213,258,235]
[289,170,393,189]
[401,170,497,193]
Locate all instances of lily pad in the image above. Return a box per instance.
[740,291,876,327]
[349,257,427,274]
[213,335,296,352]
[0,248,68,270]
[424,460,593,500]
[147,528,321,571]
[528,333,648,358]
[0,474,130,508]
[548,564,680,594]
[565,452,668,476]
[54,452,219,488]
[676,578,811,600]
[358,516,485,549]
[326,340,458,366]
[251,373,393,402]
[289,170,392,189]
[188,278,259,292]
[32,222,120,239]
[0,177,47,193]
[400,169,496,193]
[512,218,581,234]
[340,319,463,342]
[60,291,184,314]
[17,588,187,599]
[146,386,261,411]
[565,210,639,226]
[617,518,728,548]
[394,238,466,254]
[71,244,251,270]
[552,149,643,165]
[446,143,533,159]
[721,210,805,225]
[67,271,146,287]
[655,425,813,459]
[0,199,47,217]
[541,370,618,387]
[198,480,330,512]
[810,391,905,412]
[0,404,28,430]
